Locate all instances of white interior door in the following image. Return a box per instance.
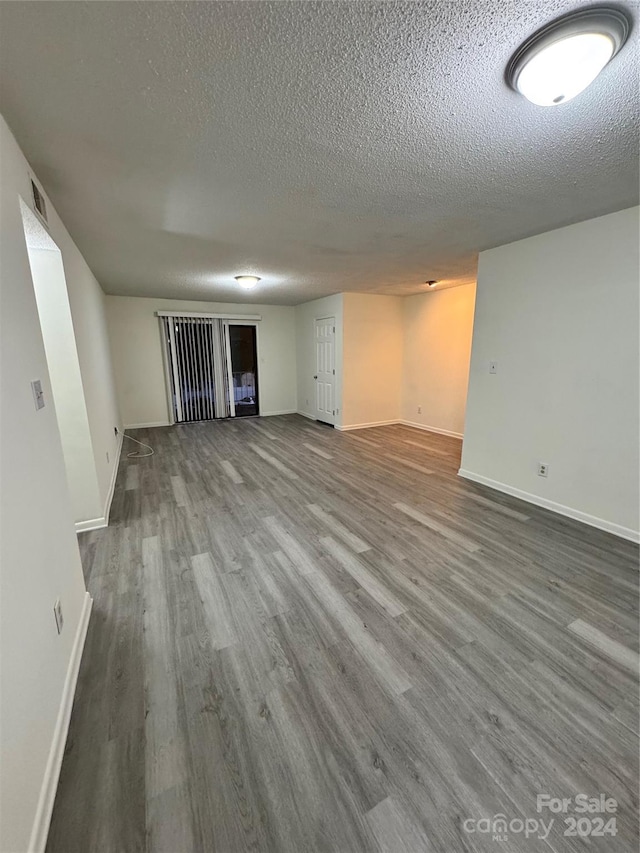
[314,317,336,425]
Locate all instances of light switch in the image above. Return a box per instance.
[31,380,45,410]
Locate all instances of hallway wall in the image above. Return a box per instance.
[0,115,93,853]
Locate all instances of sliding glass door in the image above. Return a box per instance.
[160,315,259,423]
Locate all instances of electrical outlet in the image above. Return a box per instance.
[53,599,64,634]
[418,405,422,414]
[306,398,309,406]
[106,451,110,464]
[489,361,498,374]
[538,462,549,478]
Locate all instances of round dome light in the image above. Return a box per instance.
[235,275,261,289]
[507,8,630,106]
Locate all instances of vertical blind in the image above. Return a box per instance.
[161,316,232,422]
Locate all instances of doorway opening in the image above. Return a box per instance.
[20,199,102,524]
[230,325,259,417]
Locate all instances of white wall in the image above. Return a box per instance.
[402,284,476,437]
[0,117,92,851]
[16,153,121,527]
[295,290,474,434]
[342,293,403,428]
[27,248,103,523]
[461,207,640,541]
[61,241,121,516]
[295,293,344,425]
[18,175,121,522]
[106,295,297,427]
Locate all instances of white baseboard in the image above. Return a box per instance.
[124,421,171,429]
[331,419,464,437]
[400,420,463,440]
[103,428,123,525]
[458,468,640,544]
[125,415,298,428]
[75,430,124,535]
[75,517,107,533]
[296,411,316,420]
[337,419,401,431]
[28,591,93,853]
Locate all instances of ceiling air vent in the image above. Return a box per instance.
[31,178,48,224]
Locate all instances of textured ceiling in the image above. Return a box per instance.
[1,1,638,305]
[20,200,60,252]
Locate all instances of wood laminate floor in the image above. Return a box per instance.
[47,416,639,853]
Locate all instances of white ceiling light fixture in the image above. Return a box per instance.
[426,280,438,288]
[507,7,630,107]
[234,275,261,290]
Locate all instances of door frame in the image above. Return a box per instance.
[226,320,261,418]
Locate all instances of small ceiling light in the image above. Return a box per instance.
[507,7,630,106]
[235,275,261,289]
[426,280,438,288]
